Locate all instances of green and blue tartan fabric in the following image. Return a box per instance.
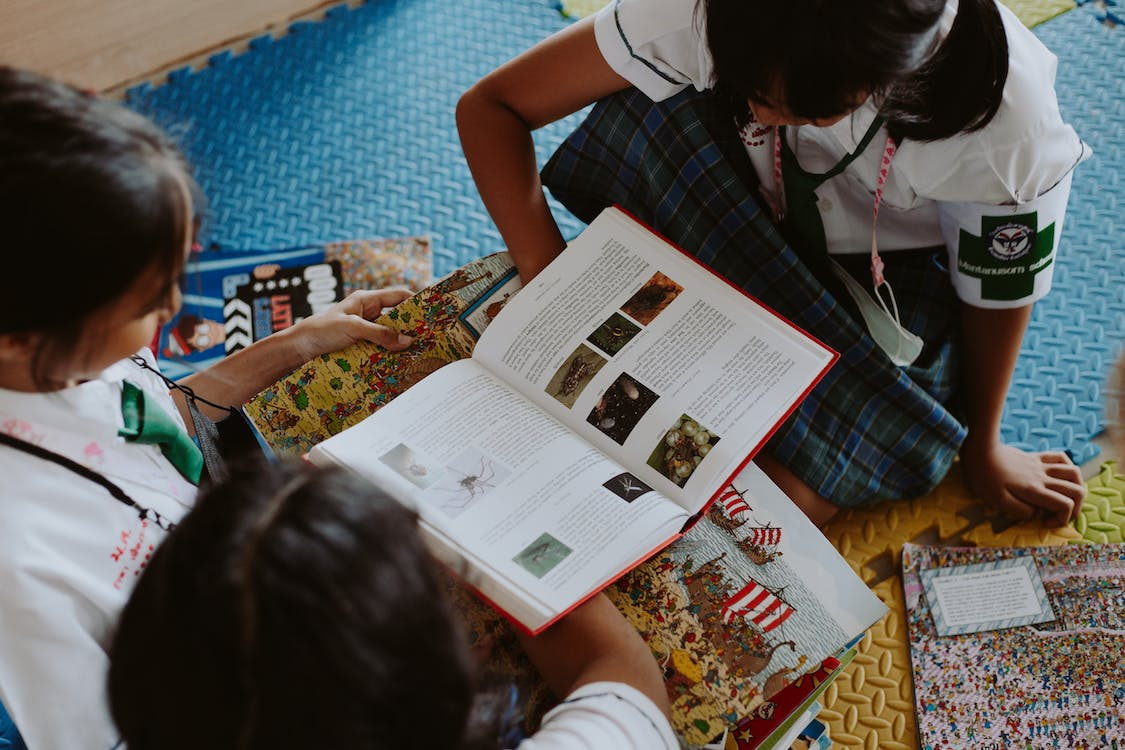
[541,88,967,507]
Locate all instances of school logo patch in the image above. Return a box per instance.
[957,211,1054,301]
[987,222,1035,261]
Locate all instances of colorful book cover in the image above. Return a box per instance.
[157,236,432,379]
[903,542,1125,749]
[793,716,830,750]
[244,252,519,455]
[726,651,850,750]
[224,261,345,354]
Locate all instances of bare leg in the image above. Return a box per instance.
[755,453,840,528]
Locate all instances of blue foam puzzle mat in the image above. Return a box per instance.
[126,0,586,275]
[125,0,1125,463]
[1004,6,1125,463]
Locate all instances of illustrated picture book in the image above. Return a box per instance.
[245,249,519,455]
[242,207,885,742]
[157,235,432,378]
[903,542,1125,749]
[296,206,838,634]
[441,461,885,747]
[602,463,883,745]
[223,260,345,355]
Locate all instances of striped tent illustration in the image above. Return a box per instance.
[721,578,795,632]
[718,485,752,520]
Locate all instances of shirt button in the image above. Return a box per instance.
[819,198,834,212]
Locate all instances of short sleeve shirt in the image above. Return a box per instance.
[513,682,680,750]
[0,350,196,750]
[594,0,1090,308]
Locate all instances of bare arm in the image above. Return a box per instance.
[516,593,670,718]
[174,288,413,423]
[957,302,1085,527]
[457,16,629,282]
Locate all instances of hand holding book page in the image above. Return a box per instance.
[307,206,837,633]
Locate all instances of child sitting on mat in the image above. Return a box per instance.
[457,0,1089,527]
[0,66,415,749]
[108,460,678,750]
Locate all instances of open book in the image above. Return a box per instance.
[303,207,836,633]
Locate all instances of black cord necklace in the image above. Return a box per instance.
[0,430,179,532]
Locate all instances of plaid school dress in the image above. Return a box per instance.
[541,87,967,507]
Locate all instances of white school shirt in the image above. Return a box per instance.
[513,682,680,750]
[0,349,196,750]
[594,0,1090,308]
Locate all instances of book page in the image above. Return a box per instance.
[473,207,835,513]
[920,558,1055,636]
[604,461,886,742]
[903,543,1125,748]
[308,358,689,620]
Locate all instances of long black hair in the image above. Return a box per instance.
[108,461,504,750]
[0,66,198,386]
[703,0,1009,141]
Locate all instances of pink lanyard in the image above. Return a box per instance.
[765,126,898,289]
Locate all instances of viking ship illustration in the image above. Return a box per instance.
[737,522,783,565]
[721,578,795,633]
[717,485,752,523]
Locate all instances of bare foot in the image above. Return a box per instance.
[755,454,840,527]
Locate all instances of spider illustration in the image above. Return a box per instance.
[602,325,631,348]
[449,457,497,503]
[589,318,639,355]
[425,451,509,518]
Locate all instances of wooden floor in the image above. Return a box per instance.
[0,0,345,93]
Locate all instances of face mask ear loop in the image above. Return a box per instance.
[870,134,903,360]
[873,276,906,361]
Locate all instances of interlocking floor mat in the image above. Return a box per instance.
[1003,6,1125,464]
[127,1,1125,462]
[1076,460,1125,543]
[817,463,1084,749]
[126,0,587,278]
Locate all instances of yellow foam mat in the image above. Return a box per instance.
[815,464,1083,749]
[557,0,1074,29]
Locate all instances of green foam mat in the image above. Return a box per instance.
[1075,461,1125,543]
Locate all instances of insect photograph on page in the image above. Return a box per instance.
[422,446,512,519]
[545,343,608,408]
[512,532,573,579]
[378,442,444,490]
[620,271,684,325]
[587,312,641,357]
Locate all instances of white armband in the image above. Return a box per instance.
[938,170,1075,309]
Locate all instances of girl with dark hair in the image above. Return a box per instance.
[0,66,414,749]
[458,0,1088,528]
[108,461,676,750]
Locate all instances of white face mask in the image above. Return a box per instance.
[829,258,924,367]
